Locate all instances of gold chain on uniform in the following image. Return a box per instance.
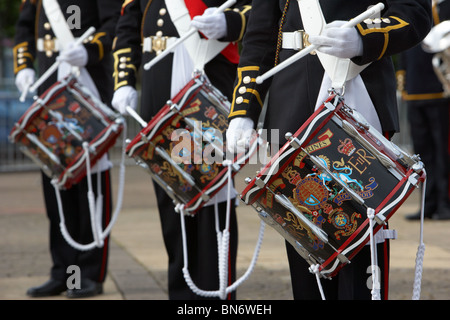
[275,0,290,66]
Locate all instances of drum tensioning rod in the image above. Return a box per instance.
[170,107,225,161]
[265,187,349,264]
[126,106,209,201]
[255,3,385,84]
[143,0,237,71]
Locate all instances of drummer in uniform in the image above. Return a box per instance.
[13,0,122,298]
[111,0,251,300]
[226,0,432,299]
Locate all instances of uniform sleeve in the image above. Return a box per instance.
[83,0,123,66]
[221,1,252,43]
[227,0,280,124]
[353,0,432,65]
[111,0,143,91]
[13,0,37,75]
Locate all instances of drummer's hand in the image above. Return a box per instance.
[15,68,35,93]
[226,117,254,153]
[308,21,363,59]
[191,7,227,40]
[57,42,88,67]
[112,86,138,115]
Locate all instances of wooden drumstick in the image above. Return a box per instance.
[256,3,385,84]
[28,27,96,94]
[125,106,148,128]
[143,0,237,71]
[19,82,31,102]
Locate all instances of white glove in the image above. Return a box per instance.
[112,85,138,115]
[308,21,363,59]
[191,7,227,40]
[226,117,255,153]
[15,68,35,93]
[57,42,88,67]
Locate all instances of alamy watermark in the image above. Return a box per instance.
[168,120,279,166]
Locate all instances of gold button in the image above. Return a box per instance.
[156,31,163,37]
[44,22,51,30]
[159,8,167,16]
[120,57,127,63]
[238,86,246,94]
[119,63,126,69]
[236,96,244,104]
[18,47,25,53]
[118,71,126,78]
[157,19,164,27]
[18,58,25,64]
[44,34,52,40]
[243,76,251,84]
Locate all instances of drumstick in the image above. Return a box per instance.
[125,106,148,128]
[143,0,237,71]
[19,82,31,102]
[28,27,96,94]
[255,2,385,84]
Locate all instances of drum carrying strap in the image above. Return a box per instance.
[297,0,383,133]
[296,0,370,89]
[42,0,100,99]
[165,0,229,72]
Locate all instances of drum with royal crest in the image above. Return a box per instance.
[241,93,426,278]
[9,74,124,189]
[126,73,258,215]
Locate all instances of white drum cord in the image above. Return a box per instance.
[412,170,427,300]
[367,207,381,300]
[52,121,127,251]
[177,160,265,299]
[309,264,326,300]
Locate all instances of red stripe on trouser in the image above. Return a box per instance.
[383,229,390,300]
[98,170,111,282]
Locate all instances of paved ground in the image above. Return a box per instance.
[1,164,449,301]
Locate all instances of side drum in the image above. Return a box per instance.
[9,74,124,189]
[241,93,426,278]
[126,74,259,215]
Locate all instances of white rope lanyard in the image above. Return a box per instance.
[52,121,127,251]
[367,207,381,300]
[177,160,265,299]
[309,207,381,301]
[412,170,427,300]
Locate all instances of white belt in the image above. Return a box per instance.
[282,30,308,51]
[36,37,80,53]
[142,36,178,54]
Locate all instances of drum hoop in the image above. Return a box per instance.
[321,173,422,277]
